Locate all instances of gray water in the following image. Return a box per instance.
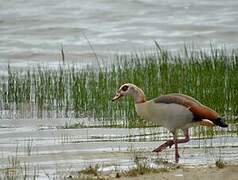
[1,0,238,70]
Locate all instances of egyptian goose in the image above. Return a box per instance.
[112,83,228,163]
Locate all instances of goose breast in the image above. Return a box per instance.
[135,101,193,130]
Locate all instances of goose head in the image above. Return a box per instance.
[112,83,146,103]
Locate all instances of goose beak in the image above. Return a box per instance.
[112,92,123,101]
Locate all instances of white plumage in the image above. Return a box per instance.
[135,101,193,130]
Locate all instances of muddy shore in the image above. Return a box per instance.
[117,165,238,180]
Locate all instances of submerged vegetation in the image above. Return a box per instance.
[0,45,238,128]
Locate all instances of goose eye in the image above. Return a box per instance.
[121,85,129,91]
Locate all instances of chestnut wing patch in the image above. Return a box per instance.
[154,94,219,120]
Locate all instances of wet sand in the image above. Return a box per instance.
[118,165,238,180]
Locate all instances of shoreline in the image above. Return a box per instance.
[73,162,238,180]
[117,164,238,180]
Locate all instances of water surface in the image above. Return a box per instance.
[1,0,238,70]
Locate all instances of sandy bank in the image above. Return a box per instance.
[118,165,238,180]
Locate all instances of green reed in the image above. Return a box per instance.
[0,46,237,129]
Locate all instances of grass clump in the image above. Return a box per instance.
[123,162,170,177]
[80,165,99,176]
[68,165,108,180]
[122,152,171,177]
[215,159,225,169]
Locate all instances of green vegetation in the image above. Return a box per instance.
[121,152,172,177]
[0,45,237,129]
[215,159,226,169]
[79,165,100,176]
[64,152,174,179]
[0,149,38,180]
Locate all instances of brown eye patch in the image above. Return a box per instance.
[121,85,129,91]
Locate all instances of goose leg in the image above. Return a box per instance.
[177,129,190,144]
[173,129,190,163]
[153,129,190,162]
[173,133,179,163]
[152,139,174,153]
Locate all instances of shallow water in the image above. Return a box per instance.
[0,117,237,179]
[1,0,238,71]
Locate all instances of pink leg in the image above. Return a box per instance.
[174,134,179,163]
[153,129,190,163]
[152,139,174,153]
[176,129,190,144]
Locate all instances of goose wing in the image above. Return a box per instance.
[153,93,219,120]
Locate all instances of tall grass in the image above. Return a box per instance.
[0,46,237,128]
